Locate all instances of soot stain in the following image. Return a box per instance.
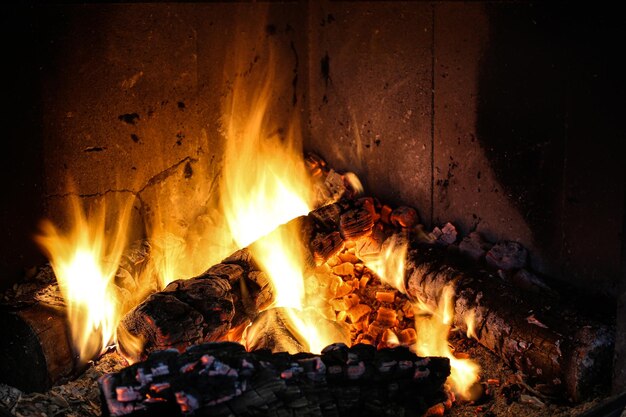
[118,113,140,125]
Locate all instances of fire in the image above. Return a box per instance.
[362,235,480,398]
[220,35,337,353]
[465,309,478,340]
[365,234,408,293]
[36,196,133,363]
[413,285,480,400]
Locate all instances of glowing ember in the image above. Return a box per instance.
[414,285,481,400]
[363,234,480,399]
[36,196,133,363]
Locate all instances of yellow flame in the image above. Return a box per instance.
[365,234,408,293]
[36,196,133,363]
[413,285,480,399]
[250,224,307,310]
[465,309,477,340]
[220,71,311,250]
[219,28,337,354]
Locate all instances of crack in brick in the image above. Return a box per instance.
[44,156,200,204]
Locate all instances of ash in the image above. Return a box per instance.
[0,353,125,417]
[445,335,606,417]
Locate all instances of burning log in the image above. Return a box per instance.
[0,303,77,392]
[117,252,250,363]
[99,341,451,417]
[0,240,158,392]
[404,243,614,402]
[117,191,612,402]
[117,200,371,361]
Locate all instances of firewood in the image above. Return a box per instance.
[116,195,613,403]
[404,243,614,401]
[390,206,419,228]
[375,307,397,327]
[339,203,374,240]
[347,304,371,324]
[0,303,77,392]
[117,202,362,361]
[99,342,451,417]
[311,231,345,265]
[399,328,417,346]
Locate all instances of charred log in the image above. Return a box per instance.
[117,197,614,402]
[99,342,450,417]
[404,243,614,402]
[117,201,370,361]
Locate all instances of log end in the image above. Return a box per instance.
[0,304,75,392]
[565,324,614,402]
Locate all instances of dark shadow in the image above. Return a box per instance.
[477,3,625,297]
[0,4,46,289]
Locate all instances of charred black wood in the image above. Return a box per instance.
[404,243,614,402]
[99,342,450,417]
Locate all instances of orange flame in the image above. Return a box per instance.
[365,234,408,293]
[413,285,480,399]
[36,195,134,363]
[219,28,338,353]
[465,309,478,340]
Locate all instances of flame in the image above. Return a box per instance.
[142,153,237,289]
[36,195,133,363]
[220,69,311,249]
[219,30,337,354]
[465,309,478,340]
[413,285,480,399]
[365,234,408,293]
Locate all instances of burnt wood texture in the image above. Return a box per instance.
[114,197,615,402]
[100,342,451,417]
[405,244,613,401]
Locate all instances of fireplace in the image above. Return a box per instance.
[1,2,624,416]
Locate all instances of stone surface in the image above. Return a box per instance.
[1,1,623,300]
[306,1,433,218]
[486,241,528,271]
[459,232,491,261]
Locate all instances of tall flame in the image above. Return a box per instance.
[219,25,337,353]
[414,285,480,399]
[36,196,133,363]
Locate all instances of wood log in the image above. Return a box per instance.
[117,200,369,362]
[0,239,160,392]
[99,342,451,417]
[117,197,614,403]
[0,303,77,392]
[403,243,614,402]
[0,265,80,392]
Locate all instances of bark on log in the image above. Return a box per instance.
[0,303,77,392]
[99,342,451,417]
[117,197,613,402]
[404,243,614,402]
[117,199,367,362]
[117,246,279,363]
